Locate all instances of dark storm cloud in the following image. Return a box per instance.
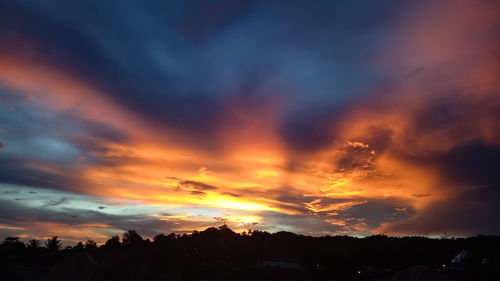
[340,199,415,229]
[280,106,339,152]
[0,154,76,191]
[301,195,415,231]
[180,180,218,191]
[412,95,500,146]
[379,141,500,235]
[383,185,500,235]
[431,142,500,187]
[401,141,500,187]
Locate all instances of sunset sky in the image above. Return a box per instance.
[1,0,499,243]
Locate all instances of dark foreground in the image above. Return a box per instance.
[1,226,499,281]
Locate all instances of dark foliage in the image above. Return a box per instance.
[1,226,499,281]
[84,240,97,251]
[45,236,62,252]
[104,235,120,249]
[28,239,41,248]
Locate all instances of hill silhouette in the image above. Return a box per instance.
[1,226,499,281]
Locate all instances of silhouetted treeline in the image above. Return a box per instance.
[1,225,499,281]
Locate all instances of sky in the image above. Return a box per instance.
[0,0,499,244]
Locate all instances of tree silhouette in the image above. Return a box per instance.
[73,241,84,251]
[28,239,41,248]
[84,239,97,250]
[122,230,143,246]
[45,236,62,252]
[3,236,21,244]
[1,227,499,281]
[2,236,25,250]
[105,235,121,248]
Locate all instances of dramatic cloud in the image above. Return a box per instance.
[0,0,499,242]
